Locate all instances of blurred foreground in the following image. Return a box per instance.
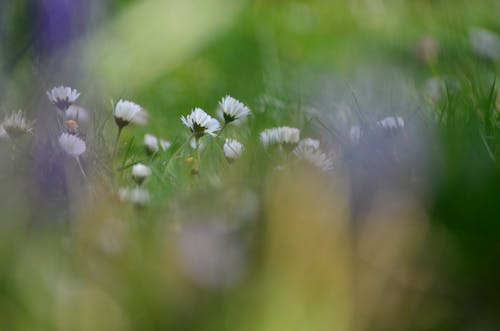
[1,1,500,330]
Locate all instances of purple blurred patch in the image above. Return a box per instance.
[35,0,88,54]
[31,133,70,223]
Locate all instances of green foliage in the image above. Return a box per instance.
[1,1,500,331]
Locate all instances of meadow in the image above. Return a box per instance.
[1,0,500,330]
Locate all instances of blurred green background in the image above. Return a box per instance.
[1,0,500,331]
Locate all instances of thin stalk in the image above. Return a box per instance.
[75,156,87,179]
[218,122,227,135]
[56,110,63,132]
[195,137,201,175]
[112,127,123,160]
[162,135,192,174]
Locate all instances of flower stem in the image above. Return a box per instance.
[56,110,63,132]
[219,123,227,135]
[194,137,201,176]
[112,127,123,160]
[75,156,87,179]
[162,135,192,174]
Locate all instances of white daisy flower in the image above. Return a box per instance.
[293,138,333,171]
[260,126,300,148]
[276,127,300,146]
[424,77,446,103]
[159,139,171,151]
[58,133,86,157]
[2,110,33,138]
[131,163,152,185]
[349,125,363,144]
[223,138,244,162]
[469,27,500,60]
[118,187,150,206]
[297,138,320,150]
[65,105,89,123]
[47,86,80,111]
[259,128,279,147]
[114,99,145,128]
[377,116,405,130]
[293,138,320,156]
[181,108,220,139]
[218,95,251,125]
[294,146,334,172]
[144,134,160,153]
[144,134,170,153]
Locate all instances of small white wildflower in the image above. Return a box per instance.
[276,127,300,145]
[297,138,320,150]
[65,105,89,123]
[114,99,145,128]
[118,187,150,206]
[293,138,320,156]
[47,86,80,111]
[424,77,446,103]
[223,138,244,162]
[58,133,86,157]
[470,27,500,60]
[349,125,363,144]
[181,108,220,139]
[131,163,152,185]
[218,95,251,125]
[260,126,300,148]
[377,116,405,130]
[143,134,172,153]
[2,111,33,138]
[132,186,149,201]
[259,128,278,147]
[159,139,171,151]
[294,147,334,172]
[144,134,160,153]
[293,138,334,171]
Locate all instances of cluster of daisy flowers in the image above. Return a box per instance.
[2,86,338,208]
[179,95,251,161]
[349,116,405,144]
[118,163,152,206]
[415,27,500,104]
[44,86,157,205]
[179,96,336,171]
[116,93,340,205]
[46,86,90,177]
[0,85,90,176]
[0,86,87,155]
[115,95,252,205]
[184,97,338,174]
[259,126,335,171]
